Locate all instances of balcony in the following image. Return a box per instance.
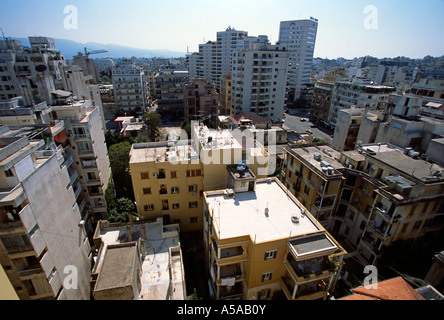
[367,220,392,239]
[285,253,336,282]
[219,281,244,300]
[281,273,329,300]
[0,185,27,208]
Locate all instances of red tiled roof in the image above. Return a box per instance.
[339,277,424,300]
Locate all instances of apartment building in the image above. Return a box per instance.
[231,39,289,122]
[353,143,444,265]
[203,169,346,300]
[278,18,318,102]
[332,94,444,163]
[112,63,147,116]
[282,145,345,227]
[0,37,66,106]
[328,80,395,129]
[188,27,249,90]
[282,142,444,267]
[183,77,219,123]
[129,123,270,234]
[154,68,189,122]
[0,97,111,236]
[0,130,91,299]
[91,218,186,300]
[332,107,384,151]
[310,69,348,126]
[51,100,111,223]
[219,73,232,116]
[129,141,203,233]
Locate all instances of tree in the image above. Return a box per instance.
[109,197,137,223]
[143,111,161,141]
[108,141,134,200]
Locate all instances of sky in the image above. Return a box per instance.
[0,0,443,59]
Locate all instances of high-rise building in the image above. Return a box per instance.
[188,27,249,90]
[0,128,92,299]
[154,68,189,122]
[231,39,289,122]
[278,18,318,102]
[112,63,147,116]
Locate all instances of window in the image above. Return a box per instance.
[173,203,180,209]
[412,220,422,231]
[262,271,273,282]
[141,172,149,180]
[189,202,198,208]
[187,169,202,177]
[171,171,177,179]
[264,249,277,260]
[144,204,154,211]
[171,186,179,194]
[304,185,310,195]
[190,217,198,223]
[5,169,13,177]
[189,185,197,192]
[143,188,151,195]
[159,185,167,195]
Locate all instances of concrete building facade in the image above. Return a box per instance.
[0,132,92,300]
[278,18,318,102]
[231,40,289,122]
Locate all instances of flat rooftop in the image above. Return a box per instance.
[205,179,324,243]
[96,219,184,300]
[94,243,138,293]
[287,145,344,176]
[130,141,198,164]
[361,144,444,182]
[194,125,242,150]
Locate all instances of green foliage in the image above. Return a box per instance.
[108,141,134,200]
[108,141,131,177]
[108,197,137,223]
[186,288,202,300]
[142,111,161,141]
[105,131,132,148]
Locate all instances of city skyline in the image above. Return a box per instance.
[0,0,443,59]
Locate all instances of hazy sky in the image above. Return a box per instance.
[1,0,443,59]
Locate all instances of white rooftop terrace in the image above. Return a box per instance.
[95,219,184,300]
[205,179,324,243]
[193,124,242,151]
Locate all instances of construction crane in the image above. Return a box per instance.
[82,47,108,57]
[76,47,108,82]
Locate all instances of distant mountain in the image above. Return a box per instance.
[12,37,186,59]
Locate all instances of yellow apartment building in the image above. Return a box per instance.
[130,123,271,234]
[203,168,346,300]
[282,145,345,227]
[129,141,204,233]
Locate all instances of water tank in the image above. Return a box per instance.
[314,153,322,161]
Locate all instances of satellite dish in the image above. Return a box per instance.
[35,65,47,73]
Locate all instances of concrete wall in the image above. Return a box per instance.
[21,154,91,300]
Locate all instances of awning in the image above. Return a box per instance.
[51,90,73,97]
